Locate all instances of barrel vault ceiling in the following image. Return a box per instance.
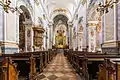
[40,0,81,21]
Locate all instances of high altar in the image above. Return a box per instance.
[55,30,66,48]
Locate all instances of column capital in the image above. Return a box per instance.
[23,19,32,25]
[48,22,53,26]
[67,22,73,27]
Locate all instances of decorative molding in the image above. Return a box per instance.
[0,41,18,48]
[33,27,45,33]
[88,23,97,27]
[102,47,119,54]
[67,22,73,27]
[102,41,120,47]
[53,8,67,13]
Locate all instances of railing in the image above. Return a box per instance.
[0,49,57,80]
[64,49,120,80]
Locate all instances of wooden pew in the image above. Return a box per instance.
[0,49,57,80]
[2,53,32,80]
[118,64,120,80]
[0,57,19,80]
[64,50,120,80]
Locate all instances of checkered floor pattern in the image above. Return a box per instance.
[34,53,82,80]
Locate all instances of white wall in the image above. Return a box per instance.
[0,6,3,41]
[72,3,87,50]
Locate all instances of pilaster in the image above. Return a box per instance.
[68,22,73,49]
[48,22,53,49]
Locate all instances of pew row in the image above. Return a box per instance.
[0,49,57,80]
[64,49,120,80]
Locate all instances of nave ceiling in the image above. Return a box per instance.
[40,0,81,21]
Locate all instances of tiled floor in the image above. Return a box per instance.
[34,53,82,80]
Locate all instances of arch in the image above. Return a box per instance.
[51,12,71,22]
[17,0,34,22]
[20,5,32,20]
[52,14,69,48]
[19,5,33,52]
[53,14,68,27]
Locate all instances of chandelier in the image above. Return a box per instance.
[96,0,118,14]
[0,0,17,13]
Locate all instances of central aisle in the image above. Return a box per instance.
[34,53,82,80]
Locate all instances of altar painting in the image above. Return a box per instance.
[88,27,96,52]
[55,24,67,48]
[55,30,66,48]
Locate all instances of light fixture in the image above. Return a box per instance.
[0,0,17,13]
[97,0,118,14]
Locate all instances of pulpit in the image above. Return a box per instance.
[33,26,45,51]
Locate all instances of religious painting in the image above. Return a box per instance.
[55,30,66,48]
[55,24,67,48]
[79,24,83,39]
[78,24,83,51]
[90,29,94,37]
[79,24,83,32]
[88,27,96,52]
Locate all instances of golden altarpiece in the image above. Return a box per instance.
[55,30,66,48]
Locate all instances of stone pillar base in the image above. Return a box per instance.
[0,41,19,54]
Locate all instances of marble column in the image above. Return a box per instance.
[68,22,73,49]
[48,22,53,49]
[23,19,33,52]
